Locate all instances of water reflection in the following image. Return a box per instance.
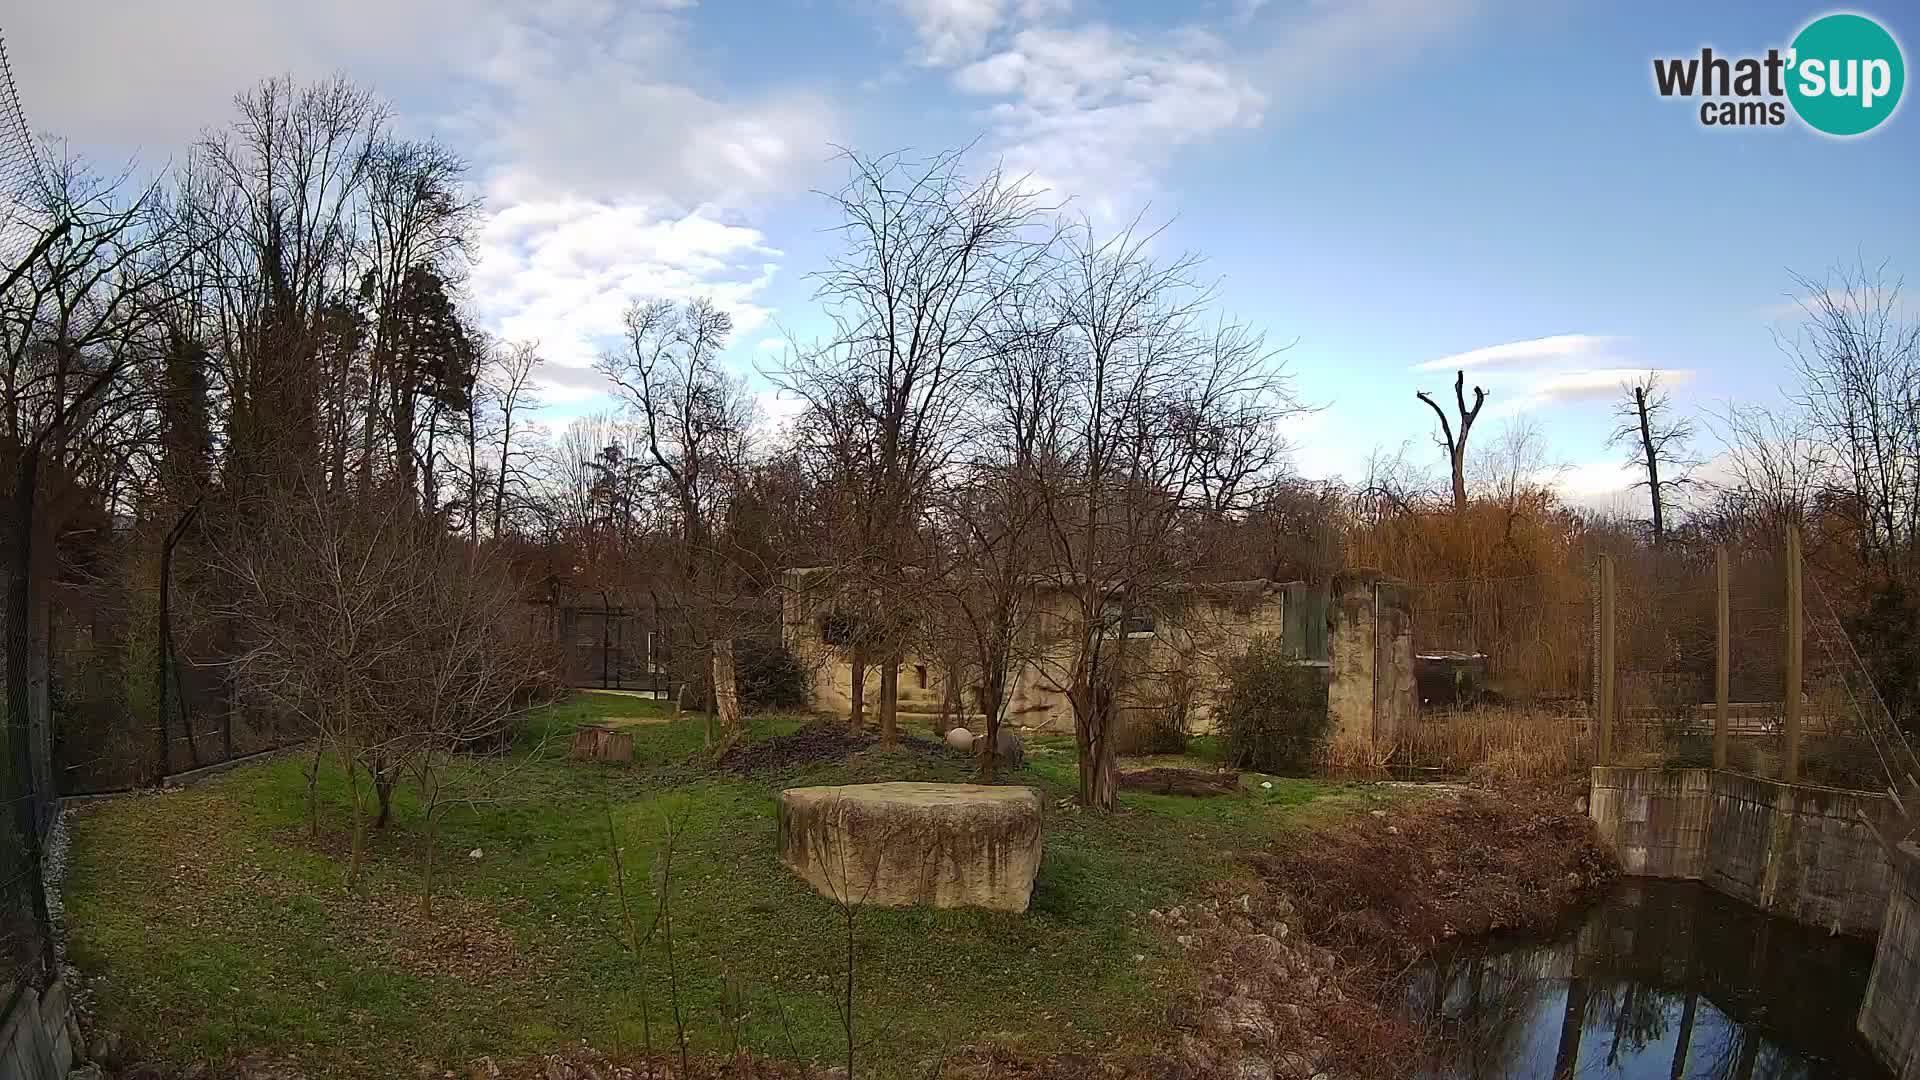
[1406,880,1888,1079]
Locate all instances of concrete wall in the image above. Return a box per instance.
[1588,767,1892,936]
[1860,843,1920,1080]
[1327,572,1415,746]
[1588,767,1714,879]
[0,980,74,1080]
[1705,772,1894,937]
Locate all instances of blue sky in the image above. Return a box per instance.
[7,0,1917,506]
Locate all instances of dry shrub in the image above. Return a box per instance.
[1251,785,1617,969]
[1321,730,1392,780]
[1405,707,1587,782]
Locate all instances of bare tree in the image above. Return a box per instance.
[1030,219,1297,809]
[780,148,1055,747]
[1777,260,1920,579]
[596,298,755,743]
[3,150,190,820]
[1417,369,1487,513]
[211,488,537,886]
[1607,373,1698,546]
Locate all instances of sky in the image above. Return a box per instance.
[4,0,1917,511]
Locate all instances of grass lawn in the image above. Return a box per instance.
[62,693,1382,1078]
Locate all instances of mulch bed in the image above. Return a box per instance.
[717,721,944,774]
[1117,767,1242,797]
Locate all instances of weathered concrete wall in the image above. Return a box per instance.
[1588,767,1713,879]
[1582,764,1896,933]
[1588,768,1893,935]
[0,979,75,1080]
[1860,843,1920,1080]
[1704,772,1893,937]
[1327,572,1415,745]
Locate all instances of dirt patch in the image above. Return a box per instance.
[718,722,944,774]
[1117,768,1241,797]
[1250,783,1616,967]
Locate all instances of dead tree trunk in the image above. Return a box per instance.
[1417,369,1488,513]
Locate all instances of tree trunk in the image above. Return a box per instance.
[848,646,867,733]
[344,745,366,889]
[1635,386,1665,546]
[1074,681,1117,809]
[1450,447,1468,514]
[980,669,1004,785]
[374,758,396,829]
[879,660,898,748]
[711,638,739,743]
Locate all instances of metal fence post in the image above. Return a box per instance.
[1784,525,1803,783]
[1715,545,1730,771]
[1598,554,1616,767]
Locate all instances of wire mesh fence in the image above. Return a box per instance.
[1394,531,1920,795]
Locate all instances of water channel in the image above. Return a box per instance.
[1405,879,1889,1079]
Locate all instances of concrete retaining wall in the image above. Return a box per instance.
[1860,844,1920,1080]
[1588,767,1891,936]
[1704,772,1894,937]
[0,980,74,1080]
[1587,766,1713,879]
[1590,766,1918,1079]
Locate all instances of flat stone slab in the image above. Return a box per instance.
[777,782,1043,913]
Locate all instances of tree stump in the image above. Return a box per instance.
[776,782,1044,912]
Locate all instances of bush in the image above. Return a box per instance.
[1218,636,1328,774]
[1114,706,1190,756]
[735,639,811,712]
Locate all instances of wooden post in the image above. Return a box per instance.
[1598,555,1617,767]
[1784,526,1803,783]
[1714,546,1730,771]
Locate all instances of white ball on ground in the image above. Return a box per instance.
[945,727,975,751]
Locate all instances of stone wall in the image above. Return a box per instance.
[0,980,75,1080]
[1588,767,1713,878]
[1704,772,1894,937]
[1860,843,1920,1080]
[1588,767,1891,935]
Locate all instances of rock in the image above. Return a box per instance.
[777,782,1044,912]
[945,727,975,751]
[85,1032,121,1067]
[1203,996,1275,1044]
[1176,934,1195,948]
[1260,781,1273,789]
[544,1058,577,1080]
[469,1057,502,1080]
[1230,1057,1276,1080]
[468,848,484,860]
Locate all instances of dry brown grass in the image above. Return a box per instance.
[1331,706,1687,783]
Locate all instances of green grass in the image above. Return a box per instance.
[63,692,1379,1078]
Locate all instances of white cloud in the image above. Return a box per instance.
[899,0,1011,65]
[953,25,1265,212]
[472,200,781,399]
[1413,334,1617,372]
[1526,367,1695,406]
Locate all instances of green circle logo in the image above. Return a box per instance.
[1788,13,1905,136]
